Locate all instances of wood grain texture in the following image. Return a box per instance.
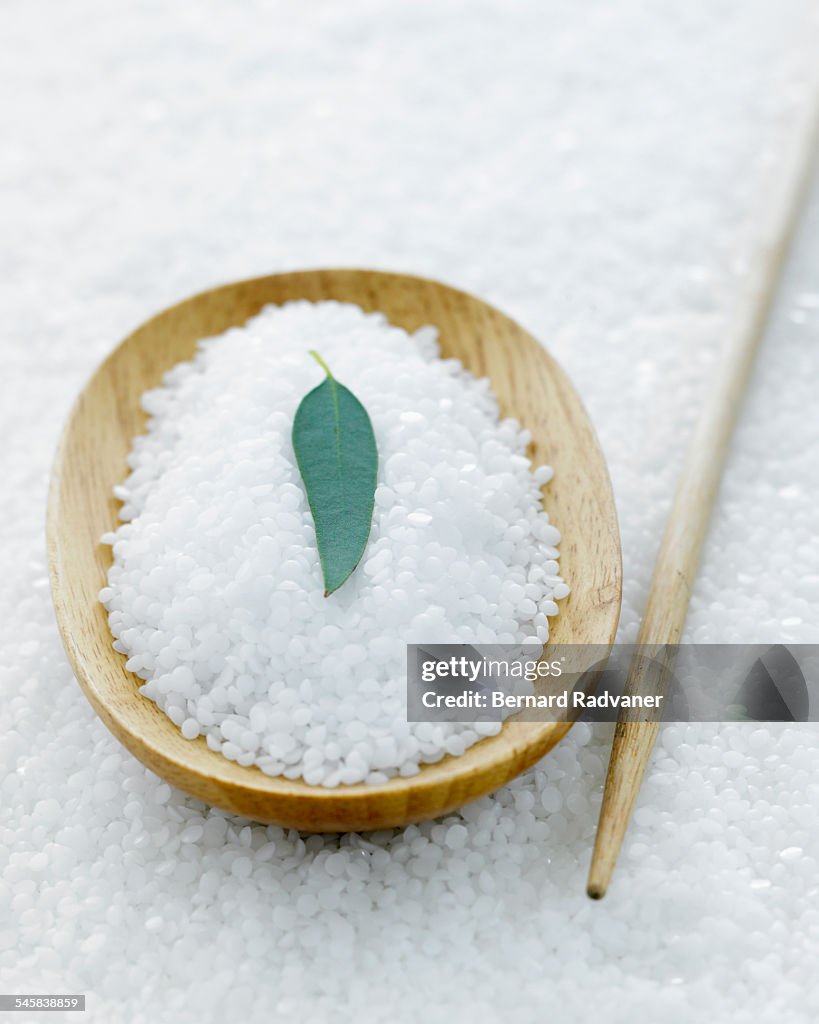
[47,269,622,831]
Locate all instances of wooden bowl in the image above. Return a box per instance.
[47,269,621,831]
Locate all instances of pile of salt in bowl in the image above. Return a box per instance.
[100,301,568,785]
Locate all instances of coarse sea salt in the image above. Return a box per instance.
[100,301,566,785]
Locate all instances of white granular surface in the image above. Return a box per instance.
[101,301,564,784]
[3,3,819,1022]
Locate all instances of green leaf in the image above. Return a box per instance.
[292,352,378,596]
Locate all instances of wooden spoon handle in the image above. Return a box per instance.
[587,83,819,899]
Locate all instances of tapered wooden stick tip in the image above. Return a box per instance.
[587,826,624,898]
[587,720,661,899]
[586,828,621,900]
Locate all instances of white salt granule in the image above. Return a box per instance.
[101,301,566,784]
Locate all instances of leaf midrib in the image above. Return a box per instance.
[328,376,346,510]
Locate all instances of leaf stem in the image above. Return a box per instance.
[309,350,334,379]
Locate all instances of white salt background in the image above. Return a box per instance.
[3,1,819,1021]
